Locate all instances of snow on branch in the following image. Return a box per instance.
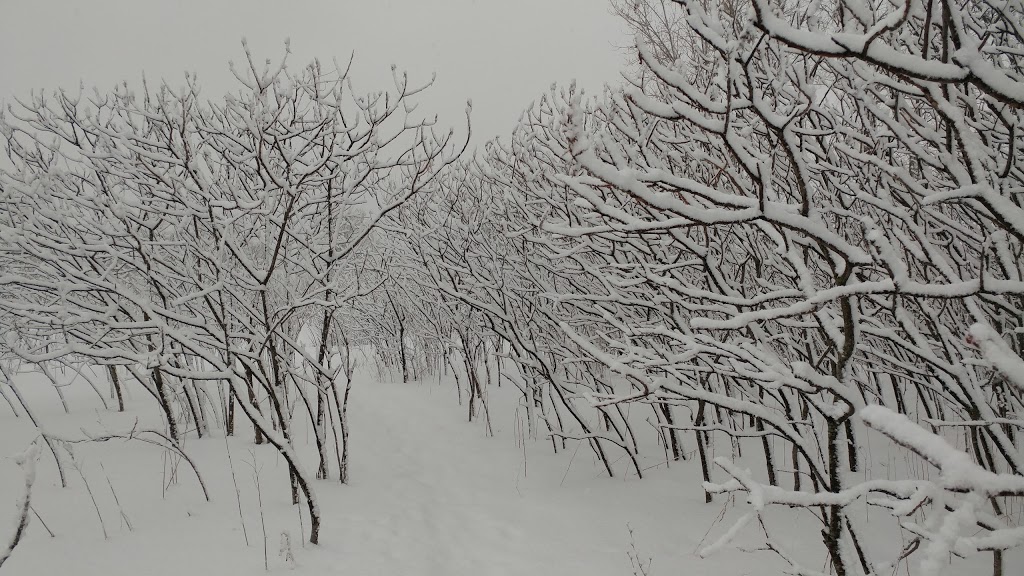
[861,405,1024,496]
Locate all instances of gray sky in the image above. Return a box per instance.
[0,0,628,143]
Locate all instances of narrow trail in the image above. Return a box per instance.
[305,378,751,576]
[323,381,569,575]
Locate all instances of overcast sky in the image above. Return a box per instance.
[0,0,628,144]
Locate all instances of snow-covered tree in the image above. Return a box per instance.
[390,0,1024,573]
[0,43,468,543]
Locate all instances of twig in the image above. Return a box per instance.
[247,450,269,571]
[65,447,108,540]
[29,506,55,538]
[223,433,250,546]
[560,440,584,487]
[100,463,133,532]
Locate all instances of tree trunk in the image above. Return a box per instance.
[108,366,125,412]
[695,400,712,503]
[226,386,236,436]
[661,403,683,461]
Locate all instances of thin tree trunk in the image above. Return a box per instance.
[661,403,683,461]
[108,366,125,412]
[226,386,236,436]
[695,400,712,503]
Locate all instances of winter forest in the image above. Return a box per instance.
[1,0,1023,574]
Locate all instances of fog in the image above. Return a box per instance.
[0,0,628,143]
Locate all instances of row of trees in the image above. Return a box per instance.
[380,1,1024,574]
[1,1,1023,574]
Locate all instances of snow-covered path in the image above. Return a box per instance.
[302,378,770,575]
[337,383,535,575]
[309,381,650,574]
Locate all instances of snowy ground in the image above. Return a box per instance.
[7,368,1013,575]
[0,369,808,576]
